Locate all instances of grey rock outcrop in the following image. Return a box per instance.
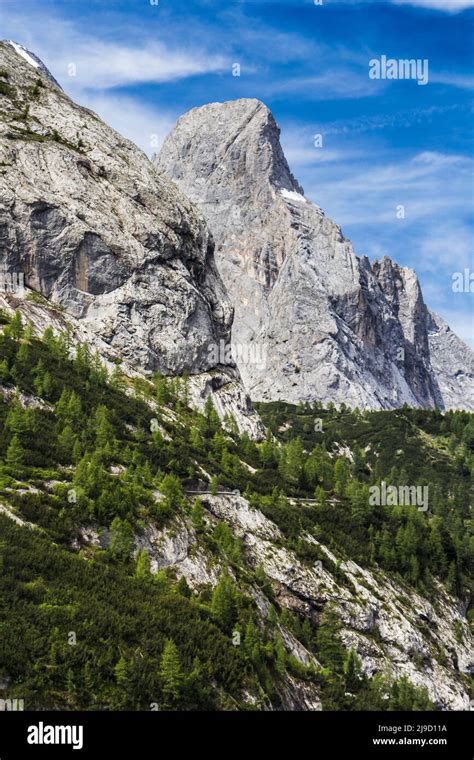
[5,40,63,89]
[156,98,473,411]
[130,492,472,710]
[0,42,262,436]
[427,311,474,412]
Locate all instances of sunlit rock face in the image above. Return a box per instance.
[156,98,473,411]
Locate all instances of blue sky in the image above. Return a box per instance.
[2,0,473,345]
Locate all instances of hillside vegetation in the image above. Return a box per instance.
[0,309,472,710]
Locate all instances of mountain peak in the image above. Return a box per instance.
[4,40,62,89]
[157,97,303,198]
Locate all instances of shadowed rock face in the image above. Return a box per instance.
[0,41,265,437]
[156,98,473,411]
[0,40,234,376]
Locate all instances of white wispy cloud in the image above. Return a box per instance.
[1,10,227,90]
[299,150,471,226]
[281,126,364,166]
[263,69,384,101]
[417,222,474,273]
[282,145,360,166]
[340,0,474,10]
[247,0,473,8]
[54,41,226,90]
[308,104,468,137]
[430,72,474,89]
[390,0,474,11]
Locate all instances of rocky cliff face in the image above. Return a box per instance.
[79,491,472,710]
[0,42,262,436]
[156,98,473,411]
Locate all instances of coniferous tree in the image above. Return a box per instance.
[6,434,25,466]
[176,576,192,598]
[159,473,185,509]
[6,310,23,341]
[135,549,152,580]
[58,425,75,462]
[260,430,278,468]
[278,438,303,485]
[316,606,345,674]
[210,474,219,495]
[109,517,134,561]
[0,358,9,382]
[344,649,362,692]
[204,395,220,437]
[113,655,131,708]
[334,457,350,495]
[190,499,205,532]
[159,639,183,709]
[211,572,237,632]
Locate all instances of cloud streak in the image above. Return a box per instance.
[390,0,474,11]
[1,8,227,90]
[339,0,474,10]
[298,149,471,226]
[55,41,227,90]
[264,69,385,101]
